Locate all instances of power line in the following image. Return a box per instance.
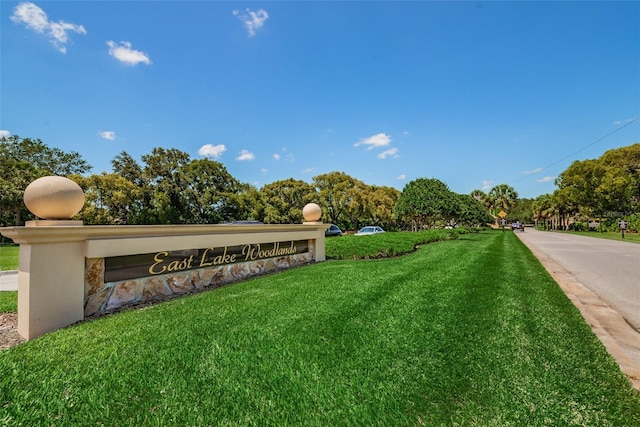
[514,117,639,183]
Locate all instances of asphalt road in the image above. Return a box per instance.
[516,228,640,330]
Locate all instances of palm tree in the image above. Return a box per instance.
[488,184,518,216]
[532,194,552,229]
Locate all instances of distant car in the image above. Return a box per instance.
[511,222,524,232]
[325,224,343,237]
[355,226,385,236]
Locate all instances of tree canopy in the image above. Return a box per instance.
[534,143,640,230]
[0,136,91,226]
[394,178,458,230]
[6,134,636,232]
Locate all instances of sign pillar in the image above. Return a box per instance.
[17,233,86,339]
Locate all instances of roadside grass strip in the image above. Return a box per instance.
[0,245,18,271]
[564,230,640,244]
[1,231,639,425]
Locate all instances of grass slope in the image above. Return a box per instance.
[0,231,638,425]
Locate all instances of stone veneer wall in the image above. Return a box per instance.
[85,252,313,317]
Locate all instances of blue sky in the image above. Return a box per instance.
[2,1,638,199]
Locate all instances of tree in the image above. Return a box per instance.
[141,147,192,224]
[352,185,400,230]
[554,159,603,217]
[343,180,369,231]
[508,198,535,224]
[225,183,263,222]
[0,135,91,226]
[455,193,492,227]
[112,151,145,187]
[71,173,143,225]
[598,143,640,214]
[0,135,91,176]
[181,159,245,224]
[394,178,457,230]
[532,194,552,228]
[259,179,317,224]
[0,159,38,226]
[313,172,363,227]
[553,144,640,221]
[487,184,519,216]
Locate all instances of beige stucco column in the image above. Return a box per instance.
[16,227,86,339]
[302,203,326,261]
[13,176,88,339]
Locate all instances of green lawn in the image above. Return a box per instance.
[0,291,17,313]
[1,231,639,425]
[0,245,18,271]
[563,230,640,244]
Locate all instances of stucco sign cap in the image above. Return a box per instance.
[23,176,85,220]
[302,203,322,222]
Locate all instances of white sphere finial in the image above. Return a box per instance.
[302,203,322,222]
[24,176,85,220]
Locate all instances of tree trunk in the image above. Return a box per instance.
[14,206,21,226]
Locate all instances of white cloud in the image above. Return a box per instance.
[99,131,116,141]
[0,130,10,138]
[236,149,255,161]
[354,133,391,150]
[11,2,86,54]
[377,148,398,159]
[403,131,410,136]
[273,153,281,160]
[107,41,151,66]
[524,167,543,175]
[302,167,316,174]
[198,144,226,158]
[482,180,493,190]
[397,174,406,180]
[537,176,556,183]
[233,8,269,37]
[261,168,269,174]
[613,117,637,126]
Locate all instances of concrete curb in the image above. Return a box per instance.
[0,270,18,292]
[515,232,640,391]
[0,270,18,276]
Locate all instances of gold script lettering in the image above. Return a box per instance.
[149,251,169,275]
[199,247,214,267]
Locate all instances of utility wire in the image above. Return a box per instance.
[513,117,639,183]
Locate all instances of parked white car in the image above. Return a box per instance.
[354,226,385,236]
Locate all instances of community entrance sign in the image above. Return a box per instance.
[0,176,330,341]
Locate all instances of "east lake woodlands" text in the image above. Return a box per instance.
[103,240,309,283]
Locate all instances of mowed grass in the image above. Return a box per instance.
[0,292,17,313]
[564,230,640,244]
[326,228,465,259]
[0,245,18,271]
[1,231,639,426]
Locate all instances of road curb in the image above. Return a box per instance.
[515,232,640,391]
[0,270,18,276]
[0,271,18,292]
